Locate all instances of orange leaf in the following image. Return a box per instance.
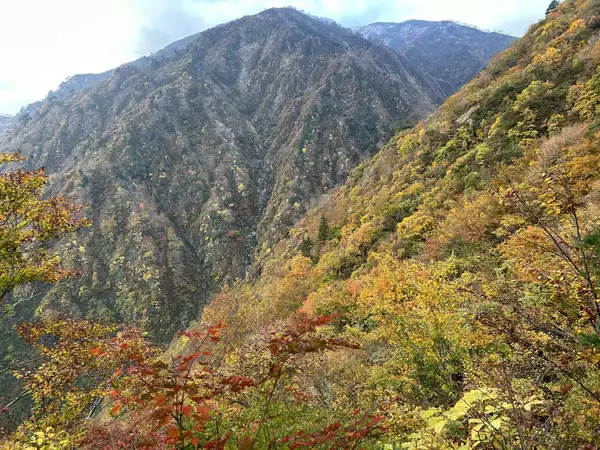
[154,394,167,405]
[89,347,105,357]
[191,437,200,447]
[181,405,193,418]
[157,413,171,428]
[111,403,122,416]
[167,427,179,438]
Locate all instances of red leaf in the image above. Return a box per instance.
[197,404,210,421]
[89,347,105,357]
[111,403,122,416]
[181,405,193,418]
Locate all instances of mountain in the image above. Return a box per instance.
[359,20,515,91]
[16,16,509,123]
[0,7,448,341]
[192,0,600,447]
[0,115,12,135]
[4,0,600,446]
[17,32,206,121]
[12,17,512,141]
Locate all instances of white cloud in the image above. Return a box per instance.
[0,0,139,114]
[0,0,551,114]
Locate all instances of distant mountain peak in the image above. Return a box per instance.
[359,20,515,90]
[360,19,512,36]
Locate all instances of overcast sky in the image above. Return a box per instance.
[0,0,551,115]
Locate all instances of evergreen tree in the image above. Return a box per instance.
[79,168,89,188]
[317,215,329,243]
[298,237,314,259]
[546,0,560,16]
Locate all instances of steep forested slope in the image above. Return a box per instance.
[359,20,515,91]
[0,116,12,135]
[195,0,600,447]
[0,7,447,341]
[4,0,600,447]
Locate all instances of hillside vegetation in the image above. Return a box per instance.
[0,8,447,343]
[0,116,12,135]
[198,0,600,447]
[2,0,600,448]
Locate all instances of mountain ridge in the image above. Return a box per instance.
[0,7,447,342]
[361,18,511,36]
[15,11,511,123]
[359,19,516,90]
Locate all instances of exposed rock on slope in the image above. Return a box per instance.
[359,20,515,91]
[0,7,447,340]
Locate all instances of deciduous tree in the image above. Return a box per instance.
[0,152,90,307]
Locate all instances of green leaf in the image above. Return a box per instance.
[427,415,448,433]
[490,417,504,429]
[462,387,498,404]
[420,407,441,419]
[448,399,471,419]
[579,333,600,349]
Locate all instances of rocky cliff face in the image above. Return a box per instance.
[0,7,447,340]
[359,20,515,91]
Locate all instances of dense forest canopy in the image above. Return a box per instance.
[2,0,600,448]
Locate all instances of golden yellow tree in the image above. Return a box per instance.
[0,152,90,307]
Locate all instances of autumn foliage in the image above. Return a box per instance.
[0,152,90,305]
[3,0,600,448]
[3,316,381,449]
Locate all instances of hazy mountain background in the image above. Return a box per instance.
[359,20,516,90]
[0,116,12,135]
